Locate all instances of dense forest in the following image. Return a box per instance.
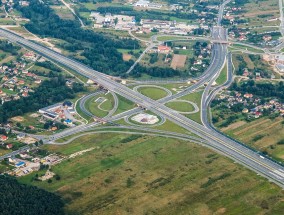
[0,76,84,123]
[0,175,64,215]
[231,80,284,102]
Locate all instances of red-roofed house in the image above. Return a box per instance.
[18,80,25,85]
[158,45,171,54]
[244,93,253,99]
[22,92,28,97]
[6,144,13,149]
[1,135,8,141]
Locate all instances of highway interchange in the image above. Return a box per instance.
[1,0,284,188]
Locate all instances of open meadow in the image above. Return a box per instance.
[18,133,284,214]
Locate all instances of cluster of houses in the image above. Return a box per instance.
[0,58,43,103]
[0,134,13,150]
[218,91,284,119]
[222,4,281,46]
[140,19,200,35]
[223,3,278,25]
[228,29,280,46]
[0,131,37,151]
[2,142,97,178]
[38,101,77,127]
[262,54,284,74]
[133,0,162,9]
[90,12,136,30]
[241,68,270,80]
[90,12,201,35]
[5,152,63,177]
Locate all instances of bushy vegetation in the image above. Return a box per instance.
[120,135,142,143]
[0,40,20,56]
[35,61,62,73]
[0,175,64,215]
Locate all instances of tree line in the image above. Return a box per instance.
[0,175,64,215]
[230,80,284,102]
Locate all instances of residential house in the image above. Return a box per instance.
[6,143,13,149]
[157,45,171,54]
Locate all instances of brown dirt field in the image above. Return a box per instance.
[171,54,187,69]
[221,121,246,132]
[21,137,37,144]
[11,116,24,122]
[123,53,132,61]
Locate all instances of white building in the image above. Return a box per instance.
[135,0,150,7]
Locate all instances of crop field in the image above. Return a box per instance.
[19,133,284,214]
[234,0,280,28]
[221,117,284,162]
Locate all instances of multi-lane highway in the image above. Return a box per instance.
[1,27,284,187]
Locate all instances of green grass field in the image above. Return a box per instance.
[85,93,114,118]
[180,90,203,124]
[215,63,227,85]
[113,94,136,115]
[165,101,195,112]
[157,35,190,42]
[230,44,264,54]
[155,119,192,134]
[75,98,92,122]
[137,87,168,100]
[19,133,284,214]
[0,18,16,25]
